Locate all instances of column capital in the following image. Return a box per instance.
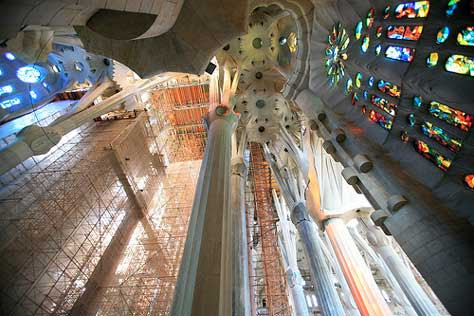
[231,156,247,176]
[204,106,239,130]
[290,202,311,226]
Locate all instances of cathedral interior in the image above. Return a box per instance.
[0,0,473,315]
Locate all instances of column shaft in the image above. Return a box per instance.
[171,107,238,316]
[325,218,392,316]
[291,203,345,316]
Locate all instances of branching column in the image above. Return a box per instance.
[365,223,439,316]
[220,130,251,316]
[325,218,392,316]
[263,144,345,316]
[171,106,238,316]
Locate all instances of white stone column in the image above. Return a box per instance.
[171,106,238,316]
[366,223,439,316]
[325,218,393,316]
[219,129,251,316]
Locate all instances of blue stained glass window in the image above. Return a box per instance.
[363,90,369,100]
[4,52,15,61]
[30,91,38,99]
[413,96,422,108]
[385,45,415,62]
[368,76,375,87]
[0,97,20,109]
[375,44,382,56]
[446,0,461,16]
[408,113,416,126]
[0,85,13,96]
[436,26,450,44]
[17,65,44,83]
[361,35,370,53]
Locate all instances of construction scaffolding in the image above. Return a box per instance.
[247,142,291,316]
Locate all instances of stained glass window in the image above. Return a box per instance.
[371,95,397,116]
[325,22,350,86]
[17,65,44,83]
[0,97,20,109]
[361,35,370,53]
[457,26,474,46]
[421,121,462,152]
[407,113,416,126]
[426,52,439,67]
[465,174,474,189]
[384,6,391,19]
[429,101,473,131]
[385,46,415,62]
[445,54,474,76]
[414,139,452,171]
[401,130,410,142]
[352,92,359,105]
[366,8,375,28]
[363,90,369,100]
[436,26,450,44]
[369,109,393,130]
[345,78,354,94]
[377,80,401,98]
[368,76,375,87]
[376,26,383,39]
[4,52,15,61]
[355,21,363,40]
[0,85,13,96]
[387,25,423,41]
[375,44,382,56]
[29,90,38,99]
[446,0,461,16]
[413,96,422,108]
[361,105,367,114]
[395,1,430,19]
[355,72,362,88]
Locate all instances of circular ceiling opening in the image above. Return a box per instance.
[258,126,265,133]
[252,38,263,49]
[255,72,263,79]
[256,99,266,109]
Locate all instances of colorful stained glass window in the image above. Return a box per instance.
[429,101,473,131]
[361,35,370,53]
[426,52,439,67]
[361,105,367,114]
[345,78,354,94]
[445,54,474,76]
[395,1,430,19]
[325,22,350,86]
[413,96,422,108]
[446,0,461,16]
[371,95,397,116]
[407,113,416,126]
[366,8,375,28]
[421,121,462,152]
[384,6,391,19]
[414,139,452,171]
[377,80,401,98]
[401,130,410,142]
[355,72,362,88]
[376,26,383,38]
[363,90,369,100]
[436,26,450,44]
[457,26,474,46]
[0,85,13,96]
[369,109,393,130]
[355,21,363,40]
[464,174,474,189]
[0,97,20,109]
[352,92,359,105]
[385,45,415,62]
[368,76,374,87]
[375,44,382,56]
[387,25,423,41]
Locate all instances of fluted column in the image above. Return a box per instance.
[366,224,438,316]
[325,218,392,316]
[291,203,345,316]
[219,133,250,316]
[171,106,238,316]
